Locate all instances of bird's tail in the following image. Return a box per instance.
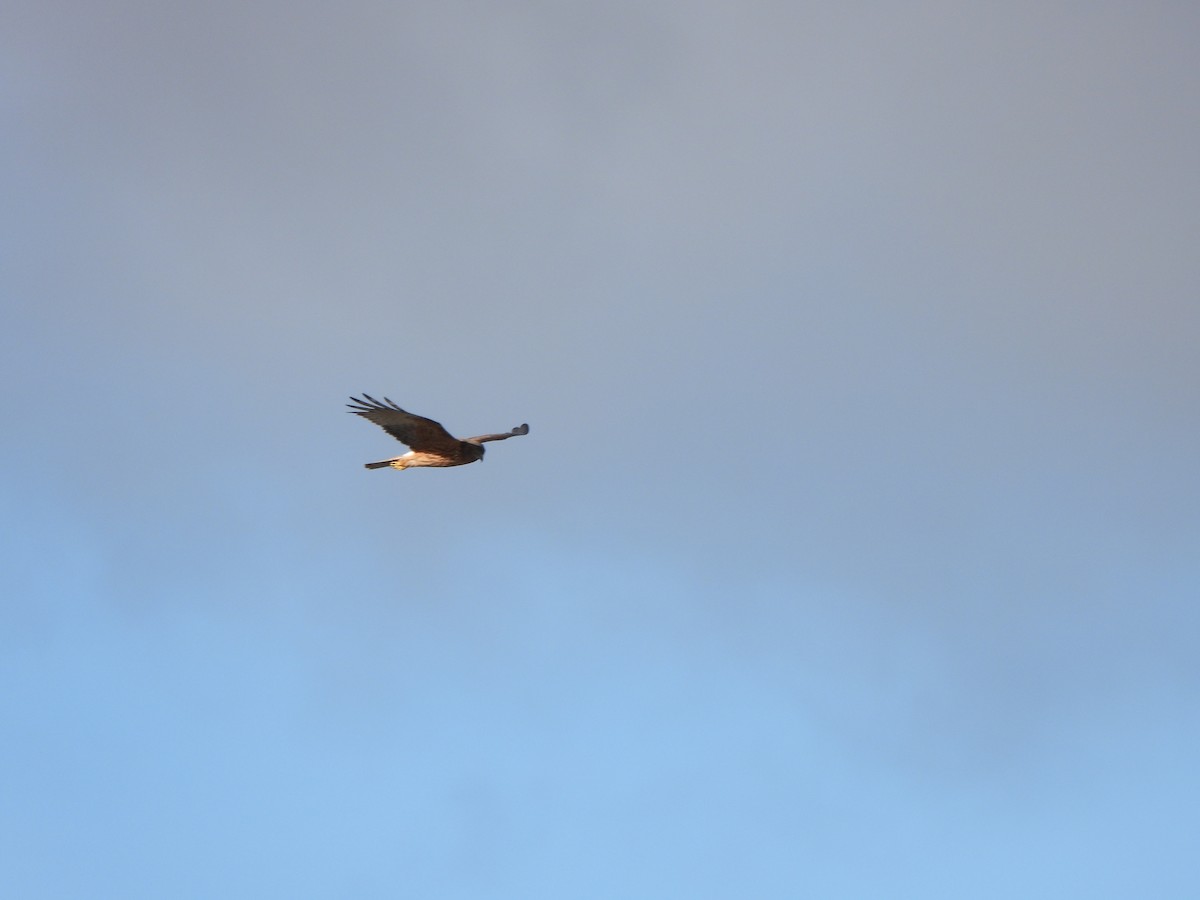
[364,459,395,470]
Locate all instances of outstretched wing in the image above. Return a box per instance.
[464,423,530,445]
[347,395,461,452]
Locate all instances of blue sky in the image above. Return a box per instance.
[3,3,1198,897]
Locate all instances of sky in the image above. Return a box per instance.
[2,2,1198,896]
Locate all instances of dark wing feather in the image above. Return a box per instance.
[464,423,530,444]
[347,395,461,451]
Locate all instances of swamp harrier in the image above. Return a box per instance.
[348,395,529,470]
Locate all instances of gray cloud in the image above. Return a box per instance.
[3,3,1198,895]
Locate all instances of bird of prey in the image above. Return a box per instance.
[348,395,529,471]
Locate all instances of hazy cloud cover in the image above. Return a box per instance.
[3,3,1198,896]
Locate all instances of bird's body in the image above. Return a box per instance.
[348,395,528,471]
[363,447,481,469]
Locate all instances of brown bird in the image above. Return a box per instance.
[348,395,529,470]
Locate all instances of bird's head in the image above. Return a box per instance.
[467,443,485,463]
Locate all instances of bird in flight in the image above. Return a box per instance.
[348,395,529,471]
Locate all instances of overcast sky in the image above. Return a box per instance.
[3,2,1199,897]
